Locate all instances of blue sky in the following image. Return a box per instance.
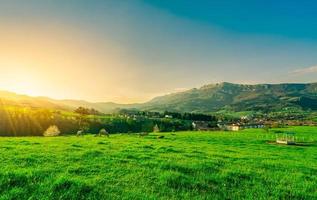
[144,0,317,39]
[0,0,316,102]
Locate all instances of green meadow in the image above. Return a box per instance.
[0,127,316,200]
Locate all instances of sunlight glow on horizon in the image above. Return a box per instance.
[0,22,149,103]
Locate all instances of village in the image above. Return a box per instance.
[116,109,317,132]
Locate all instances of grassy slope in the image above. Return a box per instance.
[0,127,316,200]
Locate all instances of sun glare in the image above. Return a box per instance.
[0,63,44,97]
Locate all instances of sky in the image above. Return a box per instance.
[0,0,317,103]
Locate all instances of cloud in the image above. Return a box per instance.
[291,65,317,75]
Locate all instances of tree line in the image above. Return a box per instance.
[0,107,194,136]
[117,109,217,121]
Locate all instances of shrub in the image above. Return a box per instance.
[43,125,61,137]
[153,124,160,133]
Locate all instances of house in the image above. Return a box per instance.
[242,124,264,129]
[192,121,217,131]
[226,124,241,131]
[217,123,241,131]
[240,115,250,120]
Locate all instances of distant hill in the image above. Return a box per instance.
[0,90,70,110]
[55,100,137,113]
[0,90,131,113]
[140,82,317,113]
[0,82,317,113]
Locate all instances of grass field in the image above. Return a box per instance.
[0,127,316,200]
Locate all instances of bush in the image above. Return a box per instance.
[43,125,61,137]
[153,124,160,133]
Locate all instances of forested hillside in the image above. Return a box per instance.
[142,82,317,113]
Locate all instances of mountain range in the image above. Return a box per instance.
[1,82,317,114]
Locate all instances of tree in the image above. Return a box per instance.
[75,107,91,115]
[75,107,90,132]
[43,125,61,137]
[153,124,160,133]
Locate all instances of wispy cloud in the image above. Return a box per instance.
[291,65,317,75]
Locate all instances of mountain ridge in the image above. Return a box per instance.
[0,82,317,113]
[142,82,317,113]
